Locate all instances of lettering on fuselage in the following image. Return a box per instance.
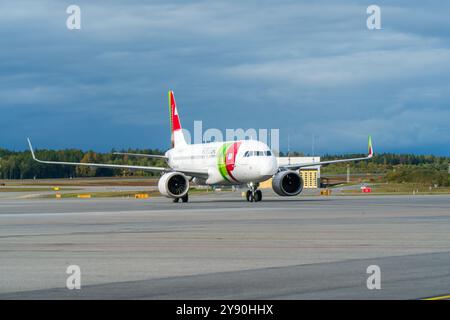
[172,147,217,161]
[172,154,215,161]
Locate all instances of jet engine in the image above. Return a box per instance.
[272,170,303,196]
[158,172,189,198]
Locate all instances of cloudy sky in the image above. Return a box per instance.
[1,0,449,155]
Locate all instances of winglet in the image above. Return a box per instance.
[27,138,37,160]
[368,136,373,158]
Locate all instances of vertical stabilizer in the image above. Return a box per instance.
[168,90,187,148]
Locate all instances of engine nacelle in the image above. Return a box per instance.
[272,170,303,196]
[158,172,189,198]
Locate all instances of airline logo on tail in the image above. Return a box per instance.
[168,90,184,147]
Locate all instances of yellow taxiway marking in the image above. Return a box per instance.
[423,294,450,300]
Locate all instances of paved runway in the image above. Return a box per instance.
[0,191,449,299]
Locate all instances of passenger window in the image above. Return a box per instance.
[267,151,271,156]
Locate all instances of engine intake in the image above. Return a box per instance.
[158,172,189,198]
[272,171,303,196]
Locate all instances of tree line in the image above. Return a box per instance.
[320,153,449,186]
[321,152,449,173]
[0,148,166,179]
[1,148,449,185]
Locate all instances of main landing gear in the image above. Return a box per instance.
[246,182,262,202]
[173,193,189,203]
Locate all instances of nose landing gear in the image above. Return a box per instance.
[246,182,262,202]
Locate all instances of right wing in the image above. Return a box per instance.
[27,138,208,178]
[280,136,374,170]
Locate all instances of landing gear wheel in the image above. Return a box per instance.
[246,190,253,202]
[173,197,180,203]
[254,190,262,202]
[246,182,261,203]
[181,193,189,203]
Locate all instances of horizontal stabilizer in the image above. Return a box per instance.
[113,152,168,159]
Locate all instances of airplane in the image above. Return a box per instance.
[27,90,374,203]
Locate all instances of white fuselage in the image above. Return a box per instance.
[166,140,278,185]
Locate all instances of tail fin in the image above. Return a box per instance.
[168,90,187,148]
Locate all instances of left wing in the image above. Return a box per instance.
[280,136,373,170]
[27,138,208,178]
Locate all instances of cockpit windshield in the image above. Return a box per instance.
[244,150,272,157]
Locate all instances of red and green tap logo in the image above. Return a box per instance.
[217,142,242,182]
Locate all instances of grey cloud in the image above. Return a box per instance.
[0,0,449,155]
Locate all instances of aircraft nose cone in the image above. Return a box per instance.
[260,158,277,176]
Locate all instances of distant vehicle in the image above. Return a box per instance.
[28,91,373,203]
